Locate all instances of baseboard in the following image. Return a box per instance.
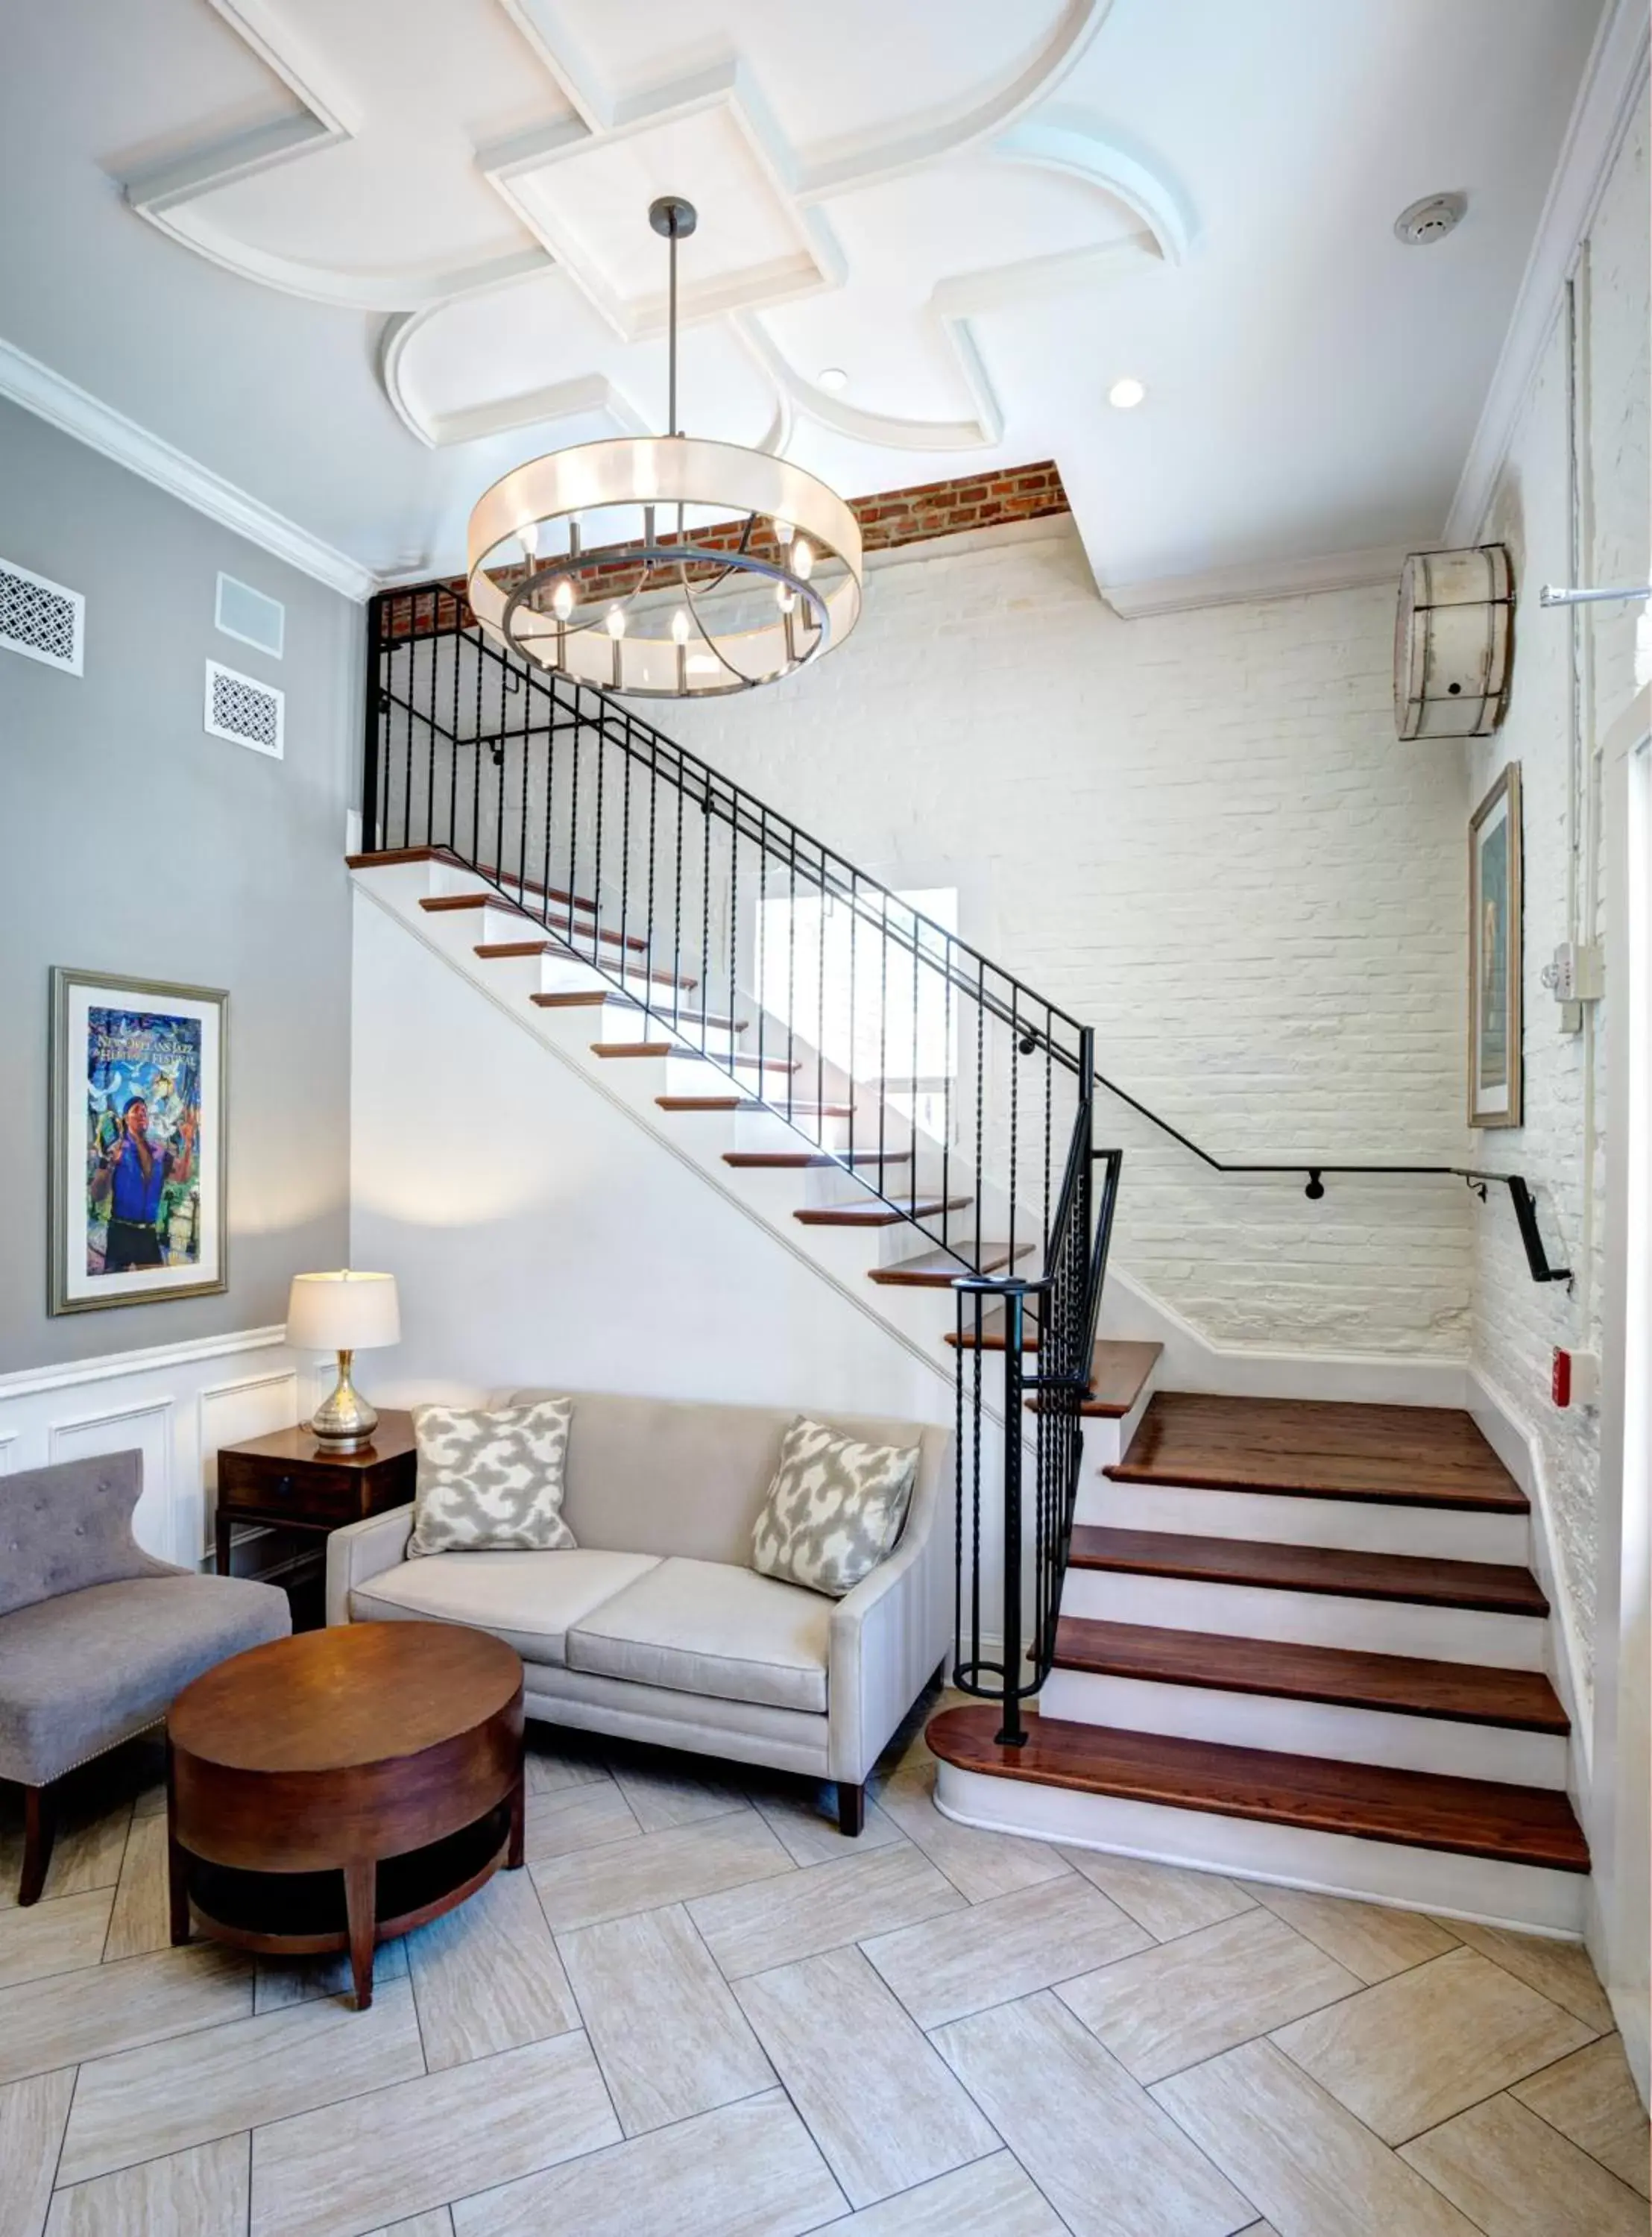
[1467,1366,1593,1800]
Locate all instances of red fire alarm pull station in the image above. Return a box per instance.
[1552,1349,1601,1408]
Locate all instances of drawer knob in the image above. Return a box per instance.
[274,1475,294,1497]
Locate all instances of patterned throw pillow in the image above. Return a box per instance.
[408,1398,577,1557]
[751,1417,918,1598]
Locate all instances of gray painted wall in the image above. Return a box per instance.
[0,397,360,1370]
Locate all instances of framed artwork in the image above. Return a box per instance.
[48,969,228,1314]
[1468,764,1522,1128]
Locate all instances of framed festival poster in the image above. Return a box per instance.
[48,969,227,1314]
[1468,764,1522,1128]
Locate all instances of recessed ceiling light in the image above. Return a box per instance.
[1107,377,1147,410]
[817,367,849,392]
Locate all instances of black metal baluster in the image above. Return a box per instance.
[815,844,825,1152]
[786,823,796,1124]
[877,890,888,1204]
[974,963,986,1276]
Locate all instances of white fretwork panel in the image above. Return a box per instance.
[204,659,285,759]
[0,556,84,675]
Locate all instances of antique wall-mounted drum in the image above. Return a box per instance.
[1394,544,1513,739]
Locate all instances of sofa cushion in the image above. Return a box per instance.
[352,1548,659,1667]
[0,1451,170,1618]
[565,1557,830,1715]
[0,1574,290,1787]
[409,1397,576,1557]
[751,1417,918,1598]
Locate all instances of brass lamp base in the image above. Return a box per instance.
[309,1350,379,1453]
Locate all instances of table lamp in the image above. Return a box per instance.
[286,1270,401,1451]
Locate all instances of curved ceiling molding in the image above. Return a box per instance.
[737,228,1170,457]
[114,0,1185,472]
[734,313,997,453]
[991,112,1196,265]
[792,0,1115,203]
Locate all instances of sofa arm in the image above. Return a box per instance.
[325,1505,414,1628]
[827,1426,953,1785]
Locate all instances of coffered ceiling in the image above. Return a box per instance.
[0,0,1608,592]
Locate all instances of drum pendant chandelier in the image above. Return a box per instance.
[467,196,863,698]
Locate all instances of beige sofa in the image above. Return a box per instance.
[325,1389,953,1831]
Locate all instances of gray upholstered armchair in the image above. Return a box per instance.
[0,1449,289,1903]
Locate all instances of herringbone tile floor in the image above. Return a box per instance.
[1,1690,1644,2236]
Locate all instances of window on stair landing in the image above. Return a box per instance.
[756,885,960,1139]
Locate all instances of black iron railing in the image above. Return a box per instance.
[362,583,1113,1745]
[1090,1056,1570,1286]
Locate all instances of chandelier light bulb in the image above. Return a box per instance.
[606,606,627,640]
[772,517,795,547]
[551,578,575,621]
[791,536,814,582]
[775,583,797,614]
[520,520,538,560]
[671,608,692,644]
[817,368,849,393]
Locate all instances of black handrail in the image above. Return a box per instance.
[1089,1065,1570,1286]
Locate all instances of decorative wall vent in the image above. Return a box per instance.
[204,659,284,759]
[0,556,84,676]
[1394,544,1513,739]
[215,572,286,658]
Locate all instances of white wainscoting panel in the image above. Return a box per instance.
[0,1328,321,1567]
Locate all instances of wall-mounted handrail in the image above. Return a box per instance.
[1088,1066,1569,1286]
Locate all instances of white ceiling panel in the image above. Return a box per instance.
[0,0,1610,587]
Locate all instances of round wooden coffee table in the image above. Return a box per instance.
[166,1622,524,2009]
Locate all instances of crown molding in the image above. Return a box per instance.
[1100,541,1410,620]
[0,337,376,601]
[1446,0,1651,544]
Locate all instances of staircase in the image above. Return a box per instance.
[930,1391,1588,1934]
[354,582,1588,1939]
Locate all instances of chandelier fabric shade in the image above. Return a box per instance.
[466,199,863,699]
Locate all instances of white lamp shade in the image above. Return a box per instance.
[286,1271,400,1352]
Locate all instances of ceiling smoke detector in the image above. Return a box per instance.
[1394,192,1466,246]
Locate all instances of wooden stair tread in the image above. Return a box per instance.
[1053,1617,1570,1734]
[795,1194,971,1227]
[1107,1393,1528,1514]
[723,1150,913,1168]
[926,1705,1589,1873]
[595,1045,793,1066]
[1032,1341,1163,1419]
[419,893,649,954]
[475,941,696,988]
[656,1098,854,1115]
[349,846,603,919]
[868,1242,1033,1286]
[1067,1526,1548,1616]
[945,1305,1044,1352]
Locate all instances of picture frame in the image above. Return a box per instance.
[48,968,228,1314]
[1468,764,1522,1128]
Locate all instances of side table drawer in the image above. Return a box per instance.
[218,1455,368,1523]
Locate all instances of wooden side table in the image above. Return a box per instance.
[215,1412,417,1582]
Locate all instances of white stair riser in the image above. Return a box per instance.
[1059,1567,1546,1669]
[1037,1668,1569,1787]
[1078,1479,1529,1565]
[932,1764,1585,1935]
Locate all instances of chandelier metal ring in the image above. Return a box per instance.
[465,200,864,699]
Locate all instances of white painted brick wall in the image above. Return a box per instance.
[663,534,1473,1358]
[1471,89,1651,1691]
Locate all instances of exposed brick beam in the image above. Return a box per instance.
[381,463,1070,640]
